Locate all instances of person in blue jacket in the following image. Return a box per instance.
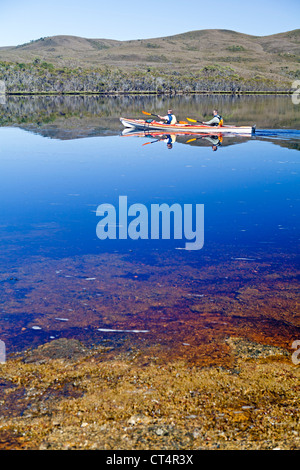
[158,109,177,125]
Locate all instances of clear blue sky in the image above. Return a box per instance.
[0,0,299,47]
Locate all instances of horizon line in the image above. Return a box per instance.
[0,27,299,49]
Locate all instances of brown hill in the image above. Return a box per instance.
[0,30,299,80]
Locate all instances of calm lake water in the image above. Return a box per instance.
[0,95,299,363]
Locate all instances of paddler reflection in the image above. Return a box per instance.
[204,134,223,151]
[186,133,223,150]
[141,133,177,148]
[162,134,177,149]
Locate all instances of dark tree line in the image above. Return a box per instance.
[0,61,291,94]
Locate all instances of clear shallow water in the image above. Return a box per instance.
[0,95,299,359]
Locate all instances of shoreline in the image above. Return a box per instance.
[2,90,293,96]
[0,335,299,450]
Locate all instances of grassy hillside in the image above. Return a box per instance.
[0,29,299,93]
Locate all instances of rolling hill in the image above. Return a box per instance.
[0,29,299,92]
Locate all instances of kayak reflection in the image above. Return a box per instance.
[121,128,252,150]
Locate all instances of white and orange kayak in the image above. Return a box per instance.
[120,117,256,135]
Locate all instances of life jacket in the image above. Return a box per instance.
[216,114,223,126]
[166,134,176,144]
[166,114,177,125]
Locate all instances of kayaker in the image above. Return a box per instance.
[158,109,177,125]
[202,110,223,127]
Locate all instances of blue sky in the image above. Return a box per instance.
[0,0,299,47]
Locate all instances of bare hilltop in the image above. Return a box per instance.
[0,29,299,93]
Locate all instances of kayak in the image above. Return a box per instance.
[120,117,256,135]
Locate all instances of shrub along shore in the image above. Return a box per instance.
[0,60,294,95]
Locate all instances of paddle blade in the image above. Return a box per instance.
[187,118,197,123]
[142,111,152,116]
[186,138,197,143]
[142,139,159,146]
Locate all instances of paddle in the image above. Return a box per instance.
[142,110,160,118]
[142,139,160,146]
[186,134,210,143]
[187,117,230,128]
[187,117,207,124]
